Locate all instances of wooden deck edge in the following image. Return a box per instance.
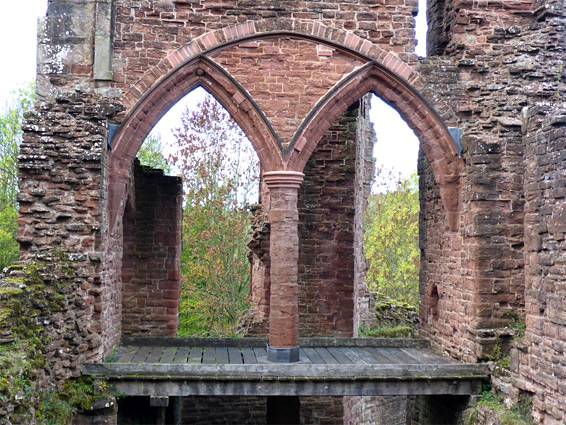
[104,377,486,397]
[83,362,490,380]
[120,337,431,348]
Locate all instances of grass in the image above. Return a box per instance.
[463,388,535,425]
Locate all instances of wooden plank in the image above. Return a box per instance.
[313,347,340,365]
[159,347,177,364]
[339,347,367,364]
[215,348,230,364]
[82,362,490,380]
[364,347,398,364]
[228,348,243,365]
[351,347,381,365]
[118,346,141,363]
[380,348,420,364]
[187,347,203,364]
[254,347,267,359]
[404,348,456,365]
[108,376,484,398]
[326,347,353,364]
[374,348,412,364]
[132,346,153,363]
[303,347,325,364]
[398,348,442,365]
[299,348,312,364]
[146,347,165,364]
[241,348,257,364]
[202,347,216,364]
[173,348,190,364]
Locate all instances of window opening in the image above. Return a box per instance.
[361,94,420,337]
[137,87,260,337]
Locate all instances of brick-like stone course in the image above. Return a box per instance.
[343,396,412,425]
[515,104,566,424]
[297,103,358,338]
[181,396,267,424]
[12,0,566,423]
[18,91,123,359]
[418,1,566,422]
[210,38,366,148]
[121,161,183,337]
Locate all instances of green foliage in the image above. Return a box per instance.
[0,83,35,270]
[485,343,503,361]
[359,293,420,338]
[509,315,527,341]
[364,173,420,308]
[463,389,535,425]
[359,325,414,338]
[170,95,259,336]
[556,65,563,99]
[0,261,108,423]
[137,132,171,173]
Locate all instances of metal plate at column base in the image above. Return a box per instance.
[266,345,300,363]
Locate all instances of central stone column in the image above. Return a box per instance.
[264,171,304,363]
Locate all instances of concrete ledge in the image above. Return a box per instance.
[120,337,430,348]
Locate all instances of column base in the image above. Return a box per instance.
[267,345,300,363]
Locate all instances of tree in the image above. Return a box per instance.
[169,95,259,336]
[0,84,35,270]
[364,173,420,308]
[137,132,171,173]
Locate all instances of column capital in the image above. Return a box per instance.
[263,171,304,189]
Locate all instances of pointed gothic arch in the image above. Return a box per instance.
[286,63,464,230]
[107,57,283,231]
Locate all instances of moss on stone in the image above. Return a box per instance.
[360,293,420,338]
[360,325,414,338]
[0,258,85,423]
[462,389,535,425]
[0,286,25,297]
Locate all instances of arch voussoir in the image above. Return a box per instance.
[117,19,463,231]
[108,57,284,232]
[287,63,464,231]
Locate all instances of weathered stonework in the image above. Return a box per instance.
[2,0,564,423]
[121,161,183,337]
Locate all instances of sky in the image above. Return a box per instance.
[0,0,427,184]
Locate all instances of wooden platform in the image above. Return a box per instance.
[83,338,489,397]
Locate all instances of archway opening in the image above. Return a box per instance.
[120,87,260,339]
[359,94,421,338]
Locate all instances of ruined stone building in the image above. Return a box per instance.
[2,0,565,423]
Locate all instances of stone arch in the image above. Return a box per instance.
[286,64,464,231]
[122,18,456,124]
[122,19,390,111]
[107,57,283,231]
[112,20,463,230]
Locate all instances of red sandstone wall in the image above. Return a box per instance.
[121,162,183,337]
[352,97,377,335]
[109,0,419,106]
[418,150,475,358]
[516,105,566,424]
[343,396,412,425]
[209,38,366,149]
[247,99,375,339]
[418,0,551,361]
[297,103,358,338]
[419,0,566,422]
[22,0,566,423]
